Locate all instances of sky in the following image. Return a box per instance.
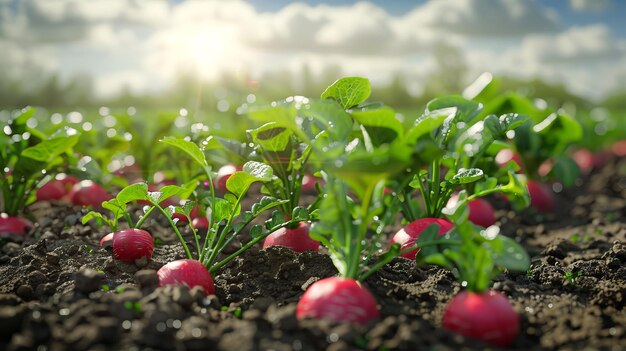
[1,0,625,101]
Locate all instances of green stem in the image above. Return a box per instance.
[348,181,375,280]
[135,206,156,228]
[414,173,431,217]
[429,160,441,217]
[203,185,248,267]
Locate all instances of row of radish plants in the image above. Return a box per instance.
[0,76,621,347]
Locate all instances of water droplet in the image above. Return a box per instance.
[122,320,132,330]
[59,308,70,316]
[461,281,468,287]
[99,107,110,116]
[191,328,202,338]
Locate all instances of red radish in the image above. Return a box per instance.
[296,277,379,325]
[263,222,319,252]
[157,259,215,295]
[391,218,454,259]
[612,140,626,157]
[467,198,496,227]
[495,149,524,172]
[192,216,209,230]
[112,229,154,263]
[36,174,79,202]
[301,174,322,193]
[442,290,519,347]
[68,180,112,208]
[215,164,241,191]
[447,196,496,228]
[0,215,34,236]
[527,180,555,213]
[573,149,610,172]
[99,232,115,248]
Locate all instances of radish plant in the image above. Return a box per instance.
[255,77,417,324]
[1,107,79,235]
[414,196,530,347]
[388,96,530,224]
[211,101,329,252]
[150,138,312,294]
[469,78,583,212]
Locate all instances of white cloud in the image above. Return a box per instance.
[518,25,625,63]
[570,0,611,12]
[407,0,559,37]
[0,0,622,101]
[0,0,168,44]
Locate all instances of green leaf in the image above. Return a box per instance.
[251,196,288,216]
[117,183,149,204]
[248,122,292,152]
[349,103,402,146]
[413,224,447,258]
[243,161,273,181]
[265,211,286,230]
[450,168,484,184]
[101,199,126,220]
[499,113,528,131]
[490,235,530,272]
[427,95,482,124]
[499,172,530,208]
[241,211,253,222]
[225,161,273,197]
[405,108,454,144]
[81,211,107,225]
[158,185,190,203]
[321,77,371,109]
[292,207,310,222]
[14,106,36,126]
[182,201,196,214]
[213,198,236,224]
[550,156,580,187]
[160,137,207,167]
[250,224,263,238]
[21,133,79,162]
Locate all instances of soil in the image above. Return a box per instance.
[1,157,626,351]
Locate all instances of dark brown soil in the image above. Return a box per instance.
[1,157,626,351]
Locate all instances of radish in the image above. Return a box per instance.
[157,259,215,296]
[448,196,496,228]
[391,218,453,259]
[612,140,626,157]
[466,198,496,227]
[36,174,79,202]
[263,221,319,252]
[191,216,209,230]
[442,290,519,347]
[111,229,154,263]
[527,180,555,213]
[296,277,379,325]
[0,215,34,236]
[68,180,112,208]
[301,174,322,193]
